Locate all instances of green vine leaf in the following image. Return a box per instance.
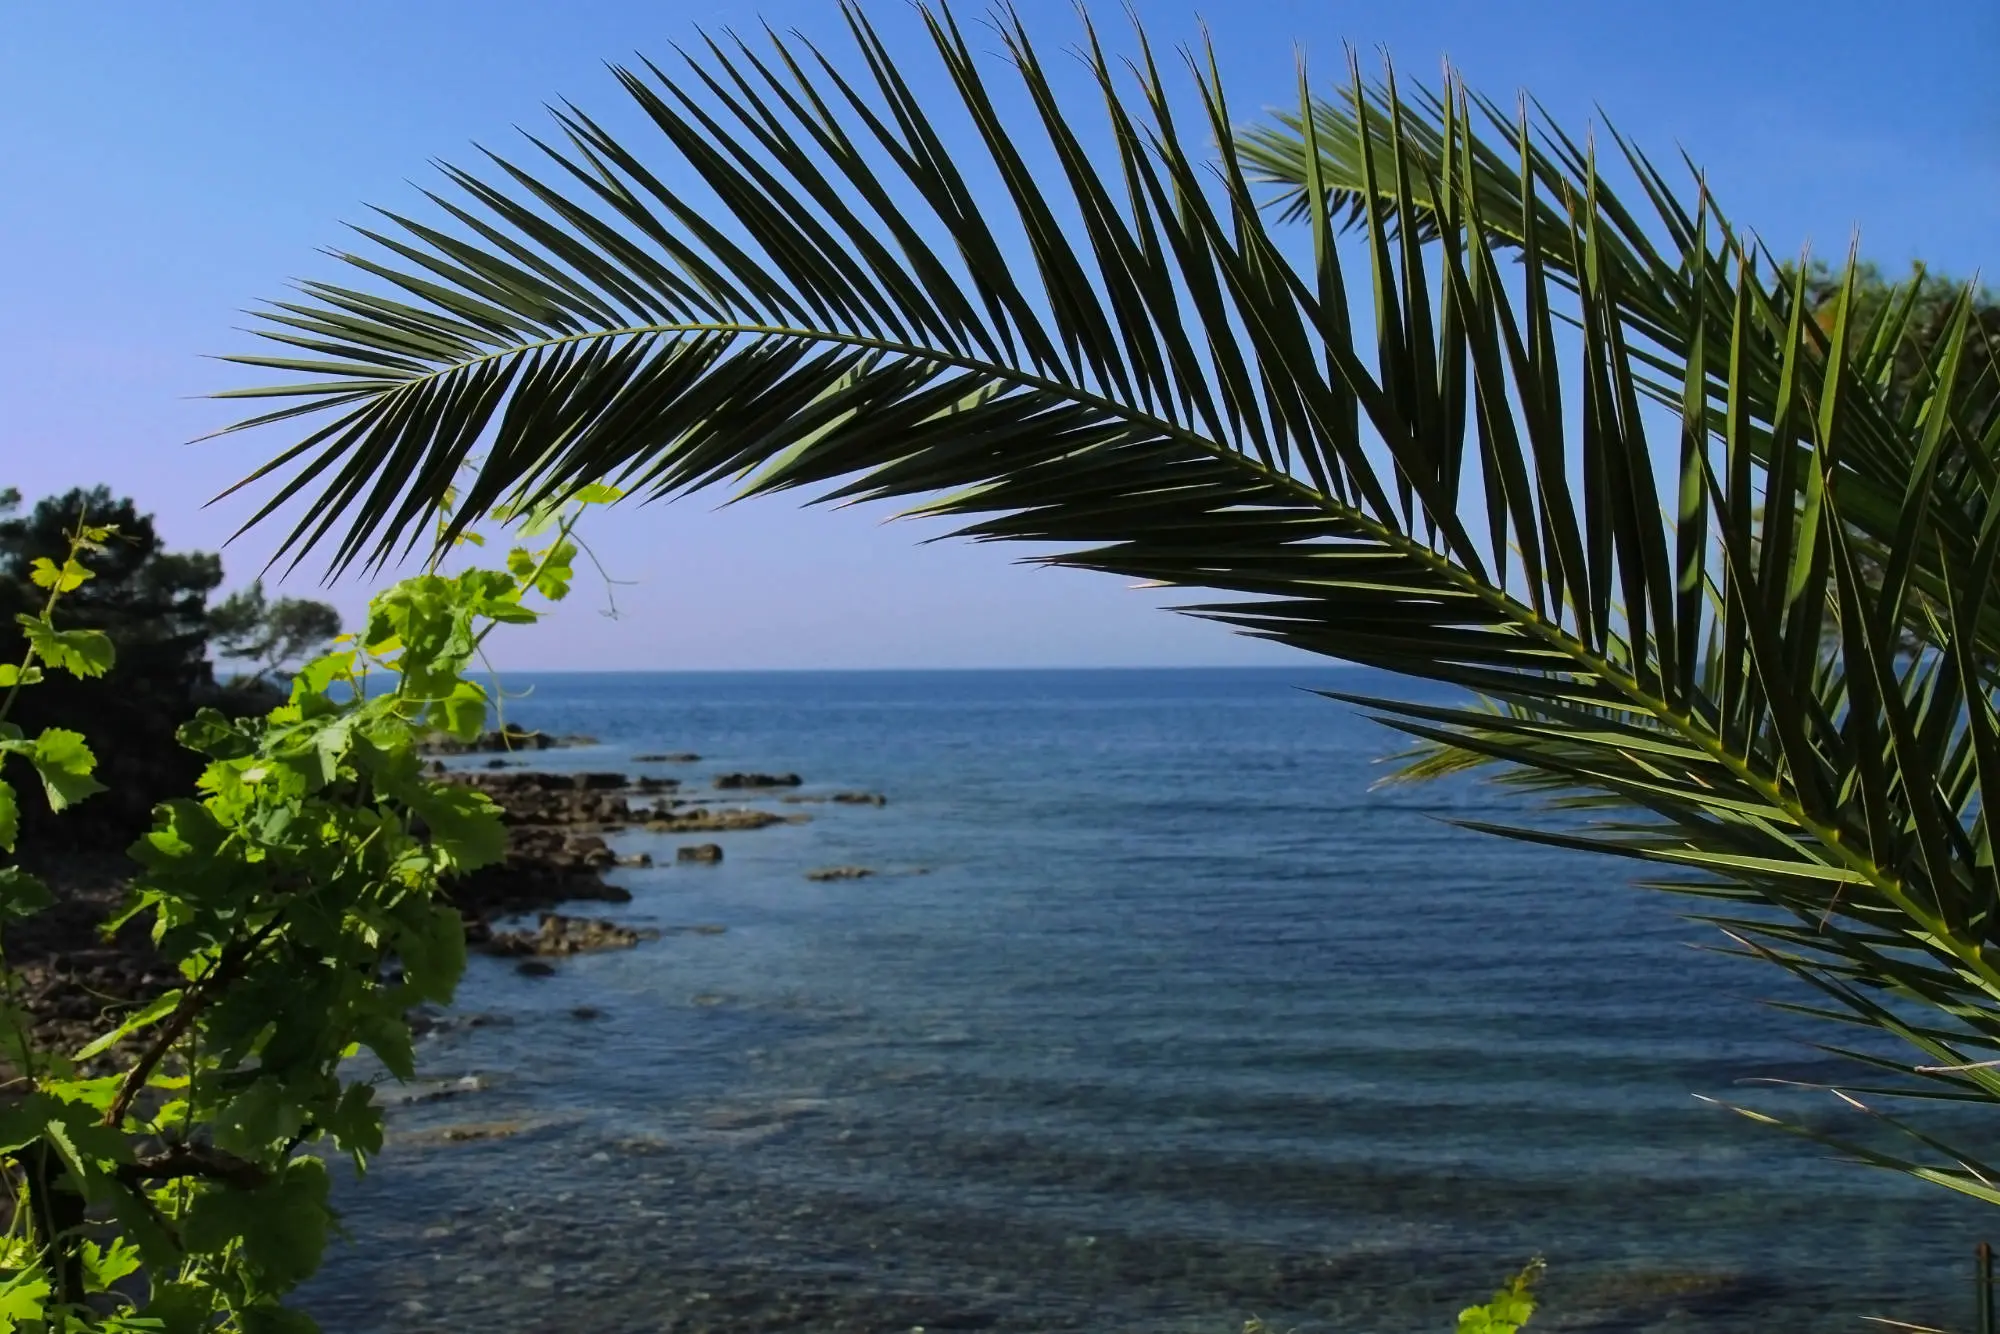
[26,728,105,810]
[430,680,489,742]
[73,989,183,1061]
[0,778,17,852]
[0,865,49,920]
[406,783,504,871]
[81,1238,143,1293]
[393,902,469,1005]
[15,615,114,679]
[0,1094,61,1153]
[28,556,94,593]
[0,664,42,689]
[177,708,257,760]
[0,1270,53,1325]
[1457,1259,1543,1334]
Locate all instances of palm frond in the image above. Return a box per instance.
[215,3,2000,1195]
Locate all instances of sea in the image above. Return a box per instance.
[296,667,1994,1332]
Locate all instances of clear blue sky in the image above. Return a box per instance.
[2,2,1992,669]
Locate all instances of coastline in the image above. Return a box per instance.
[9,729,843,1063]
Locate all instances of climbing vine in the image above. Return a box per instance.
[0,491,610,1331]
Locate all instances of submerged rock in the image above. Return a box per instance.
[713,772,803,789]
[646,809,788,834]
[633,752,700,763]
[781,790,887,806]
[484,913,661,958]
[677,843,724,864]
[804,866,875,882]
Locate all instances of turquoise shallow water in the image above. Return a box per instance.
[299,668,1992,1332]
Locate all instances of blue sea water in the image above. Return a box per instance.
[300,668,1992,1332]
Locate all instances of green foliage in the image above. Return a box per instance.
[1456,1260,1542,1334]
[0,494,604,1329]
[0,487,226,848]
[1236,1260,1542,1334]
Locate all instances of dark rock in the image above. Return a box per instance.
[805,866,875,882]
[515,960,557,978]
[677,844,724,864]
[614,852,653,869]
[633,752,700,763]
[570,1006,603,1021]
[425,1120,529,1143]
[484,913,661,958]
[647,809,789,834]
[713,772,803,789]
[421,723,598,755]
[565,835,615,869]
[832,791,887,806]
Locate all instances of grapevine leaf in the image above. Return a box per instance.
[0,664,42,688]
[28,728,105,810]
[394,902,468,1003]
[73,989,184,1061]
[0,866,51,920]
[293,650,354,696]
[29,557,93,593]
[81,1238,143,1291]
[0,1270,52,1323]
[137,1282,217,1334]
[431,679,488,742]
[177,708,256,760]
[407,782,504,870]
[323,1081,383,1158]
[351,1008,415,1081]
[0,779,17,851]
[254,1158,331,1287]
[41,1116,96,1192]
[213,1081,305,1156]
[0,1094,61,1153]
[16,615,114,678]
[531,539,576,601]
[240,1306,322,1334]
[1458,1259,1543,1334]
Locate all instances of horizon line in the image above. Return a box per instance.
[465,662,1364,675]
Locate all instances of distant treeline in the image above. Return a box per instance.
[0,485,340,847]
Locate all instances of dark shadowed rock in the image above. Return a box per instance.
[678,843,724,864]
[484,913,661,958]
[633,752,700,763]
[714,772,803,789]
[805,866,875,882]
[421,723,598,755]
[515,960,557,978]
[647,809,789,834]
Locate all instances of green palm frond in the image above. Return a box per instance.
[1239,83,2000,666]
[215,4,2000,1197]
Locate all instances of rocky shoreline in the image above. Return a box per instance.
[441,765,811,966]
[12,737,882,1060]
